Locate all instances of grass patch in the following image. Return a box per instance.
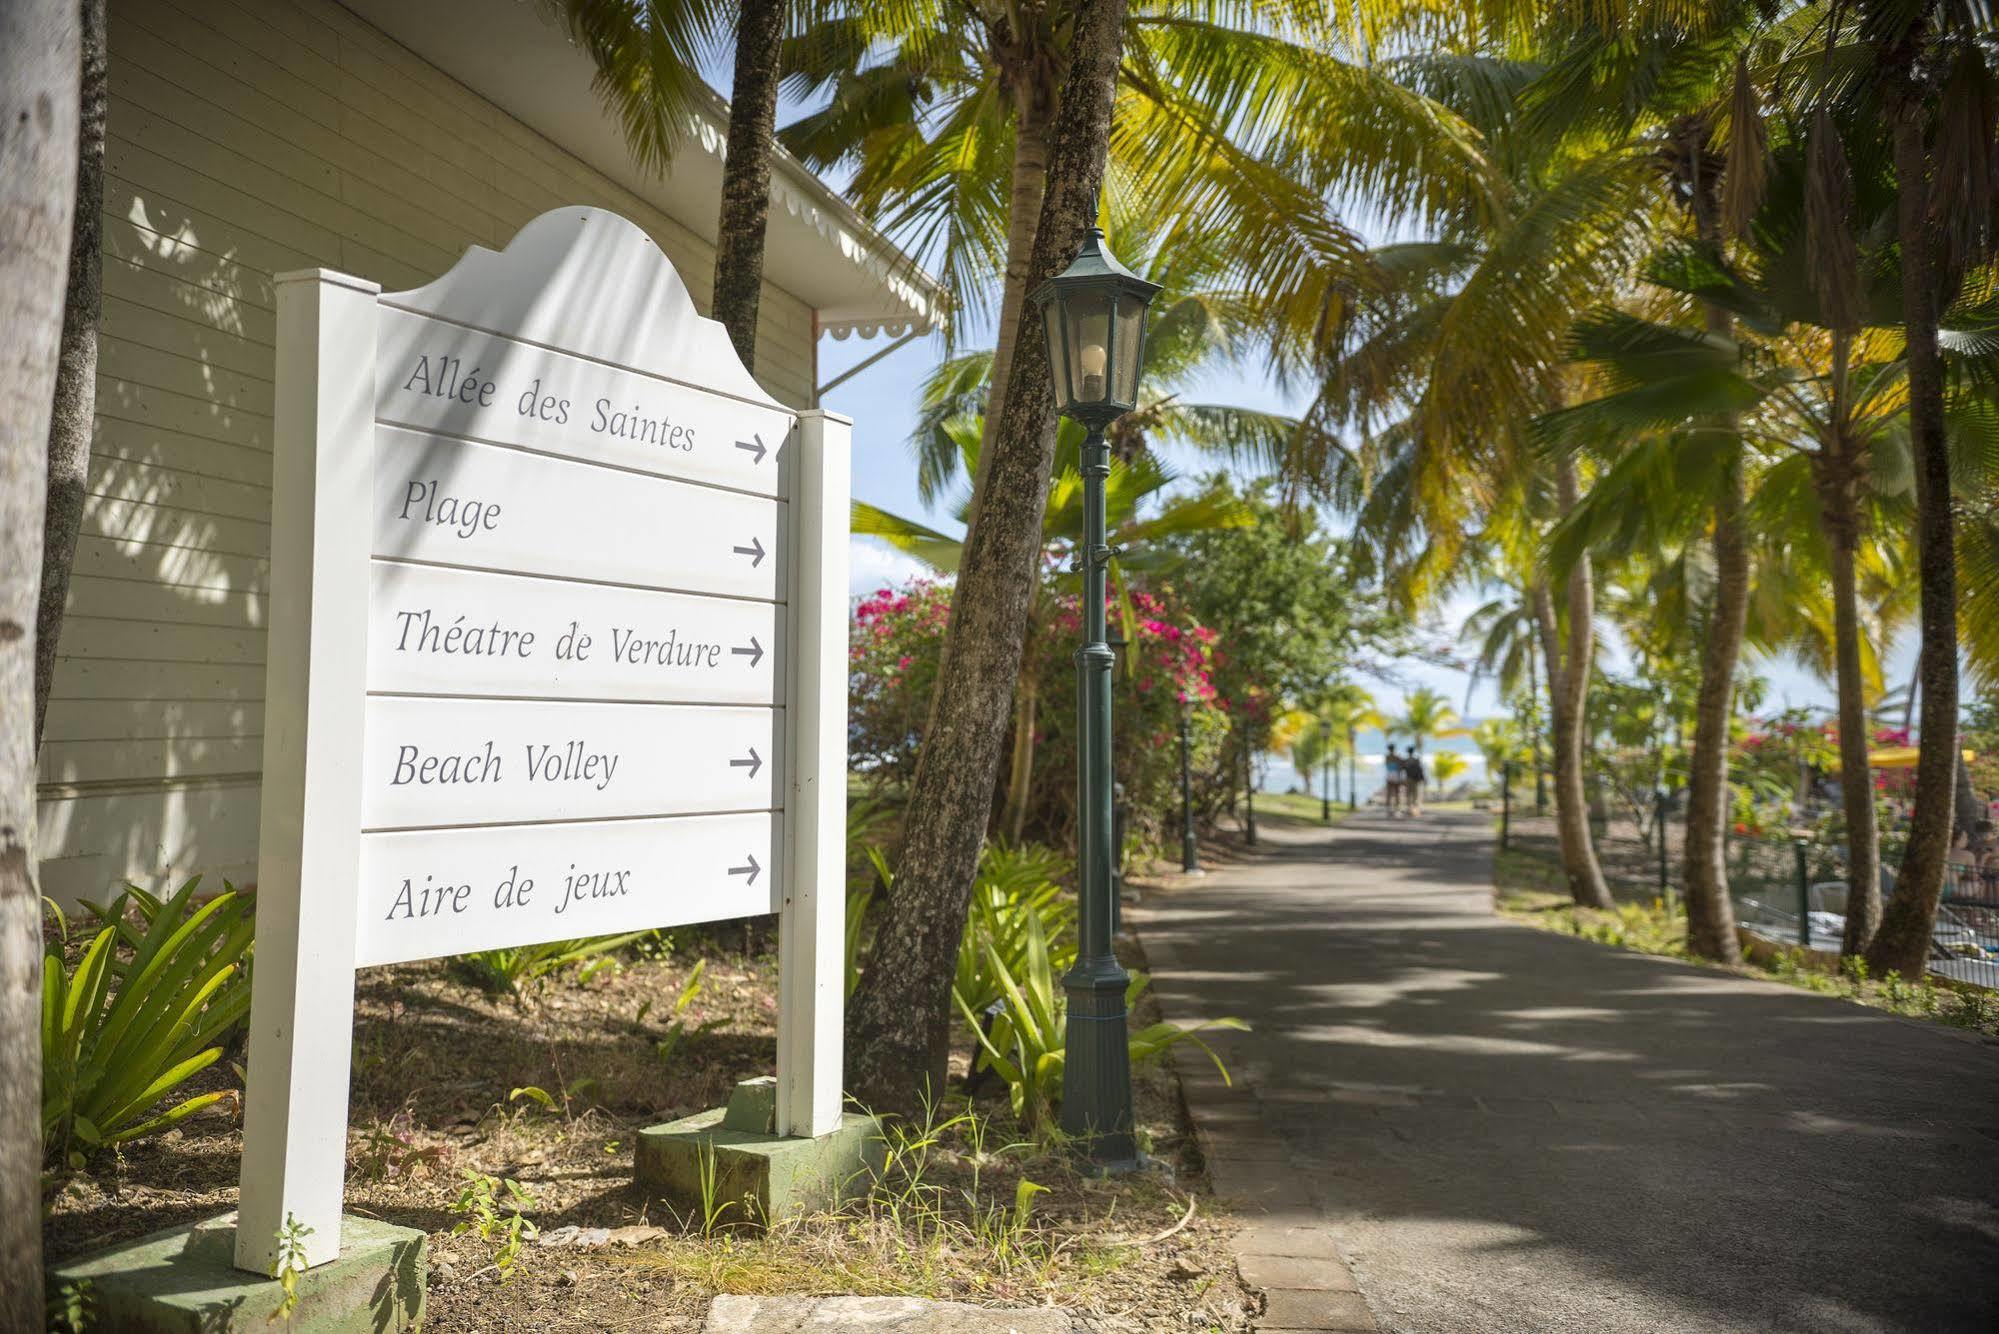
[1495,847,1999,1039]
[1252,791,1348,826]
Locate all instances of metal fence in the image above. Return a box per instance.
[1498,777,1999,991]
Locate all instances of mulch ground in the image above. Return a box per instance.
[44,930,1256,1331]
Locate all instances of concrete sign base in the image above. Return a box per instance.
[51,1213,425,1333]
[636,1078,884,1227]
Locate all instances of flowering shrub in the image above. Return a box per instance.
[849,582,952,782]
[847,578,1232,855]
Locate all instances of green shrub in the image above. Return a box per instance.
[954,844,1077,1017]
[43,877,254,1164]
[953,905,1244,1130]
[450,933,646,997]
[945,844,1242,1131]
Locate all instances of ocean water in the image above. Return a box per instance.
[1256,725,1491,805]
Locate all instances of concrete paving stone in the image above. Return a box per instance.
[1260,1288,1377,1330]
[1195,1130,1291,1162]
[1236,1252,1360,1291]
[703,1295,1079,1332]
[1229,1225,1347,1261]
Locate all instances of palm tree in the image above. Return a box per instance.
[34,0,104,748]
[547,0,789,367]
[1322,682,1384,812]
[1852,0,1997,979]
[1397,686,1468,757]
[1542,128,1932,956]
[841,0,1125,1116]
[1431,749,1469,797]
[1463,580,1549,810]
[782,2,1498,479]
[829,4,1500,1111]
[2,0,81,1314]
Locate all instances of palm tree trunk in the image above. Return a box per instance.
[1002,671,1040,843]
[1868,81,1957,979]
[711,0,786,369]
[1527,609,1547,813]
[35,0,104,748]
[964,93,1056,540]
[1818,451,1881,957]
[1683,458,1749,964]
[1534,480,1614,910]
[845,0,1127,1116]
[1,2,81,1321]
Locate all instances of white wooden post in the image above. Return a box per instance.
[235,270,378,1273]
[776,410,851,1137]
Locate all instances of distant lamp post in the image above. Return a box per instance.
[1033,220,1160,1173]
[1179,701,1199,873]
[1348,723,1359,812]
[1319,718,1333,824]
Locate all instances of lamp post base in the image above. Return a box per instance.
[1059,956,1138,1173]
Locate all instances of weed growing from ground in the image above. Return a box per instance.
[269,1213,312,1324]
[450,1170,539,1281]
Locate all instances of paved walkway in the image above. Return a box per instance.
[1136,812,1999,1333]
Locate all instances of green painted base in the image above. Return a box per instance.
[49,1213,425,1333]
[635,1077,885,1228]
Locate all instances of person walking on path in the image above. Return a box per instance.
[1403,749,1427,817]
[1383,744,1403,815]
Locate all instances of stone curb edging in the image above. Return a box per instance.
[1136,918,1380,1333]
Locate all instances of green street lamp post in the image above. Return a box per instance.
[1655,786,1671,909]
[1243,744,1258,846]
[1179,704,1199,873]
[1033,221,1160,1173]
[1348,724,1359,812]
[1320,718,1333,824]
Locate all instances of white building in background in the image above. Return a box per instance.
[37,0,942,902]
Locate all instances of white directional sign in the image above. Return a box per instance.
[358,698,783,828]
[356,810,782,967]
[374,427,787,600]
[367,564,783,703]
[238,208,851,1274]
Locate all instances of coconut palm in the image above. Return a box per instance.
[545,0,788,366]
[782,1,1499,472]
[1462,579,1550,809]
[1396,686,1469,757]
[1322,682,1385,812]
[1431,749,1469,797]
[805,4,1501,1108]
[1850,0,1998,978]
[1472,717,1530,777]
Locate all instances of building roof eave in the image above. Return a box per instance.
[338,0,946,337]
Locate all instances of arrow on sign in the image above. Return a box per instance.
[730,747,764,779]
[732,637,765,669]
[735,434,767,464]
[733,536,766,567]
[728,854,762,886]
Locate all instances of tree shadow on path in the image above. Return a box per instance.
[1141,813,1999,1334]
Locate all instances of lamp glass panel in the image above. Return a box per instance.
[1112,294,1145,404]
[1042,300,1071,409]
[1067,290,1114,404]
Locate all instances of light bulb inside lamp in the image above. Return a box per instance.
[1080,342,1107,400]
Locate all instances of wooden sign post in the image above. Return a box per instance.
[235,208,851,1274]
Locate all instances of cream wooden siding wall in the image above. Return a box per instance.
[37,0,820,901]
